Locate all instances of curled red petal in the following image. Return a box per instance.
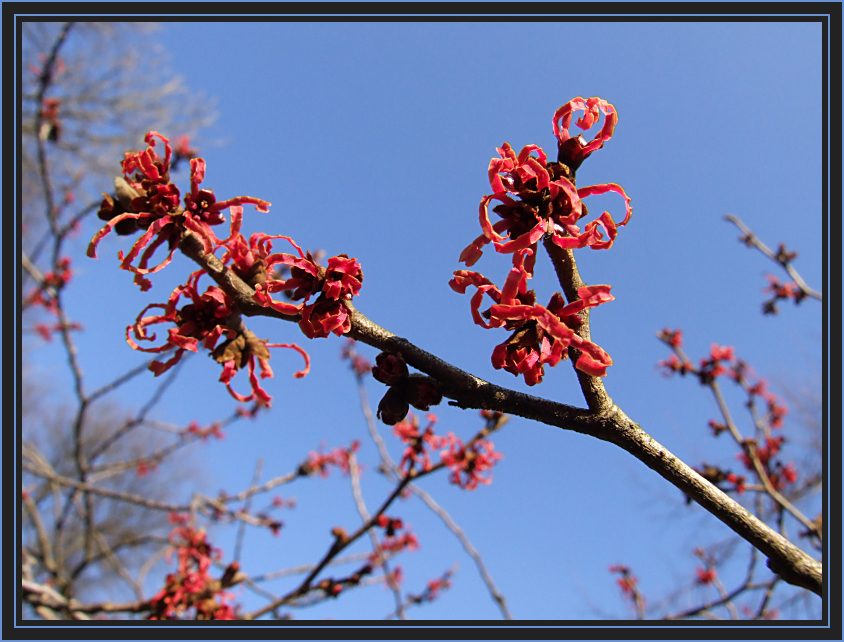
[268,342,311,379]
[574,346,612,377]
[479,195,506,242]
[577,183,632,227]
[213,196,271,214]
[149,348,186,376]
[493,220,546,254]
[550,233,588,250]
[458,233,491,267]
[448,270,495,294]
[488,303,536,323]
[145,131,172,167]
[117,217,174,270]
[553,97,588,143]
[87,213,141,259]
[190,157,206,193]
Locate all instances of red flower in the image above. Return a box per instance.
[438,434,502,490]
[303,441,360,478]
[695,567,717,585]
[126,269,235,374]
[148,526,235,620]
[127,270,308,405]
[392,413,446,472]
[184,421,225,441]
[451,254,614,382]
[459,98,631,271]
[322,255,363,300]
[725,472,746,494]
[553,96,618,168]
[88,132,269,291]
[658,328,683,348]
[299,296,352,339]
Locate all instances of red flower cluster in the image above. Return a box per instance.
[736,436,798,491]
[300,440,361,478]
[126,269,308,406]
[24,257,73,314]
[695,567,717,585]
[32,321,83,342]
[763,274,807,314]
[88,132,269,291]
[147,526,237,620]
[392,413,447,472]
[608,564,640,598]
[222,232,363,338]
[375,514,404,537]
[438,433,503,490]
[453,97,629,384]
[390,412,504,490]
[183,421,225,441]
[88,132,366,405]
[658,333,789,431]
[375,529,420,558]
[451,253,615,382]
[459,98,631,269]
[408,569,454,605]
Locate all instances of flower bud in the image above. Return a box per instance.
[557,134,591,171]
[377,386,409,426]
[372,352,408,385]
[403,374,442,411]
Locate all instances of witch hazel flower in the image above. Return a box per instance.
[88,131,269,291]
[451,251,615,383]
[127,269,235,374]
[392,413,447,472]
[459,97,632,273]
[299,440,361,478]
[127,269,308,406]
[438,433,502,490]
[299,255,364,339]
[221,231,364,339]
[148,526,238,620]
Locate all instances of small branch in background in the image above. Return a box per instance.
[724,214,822,303]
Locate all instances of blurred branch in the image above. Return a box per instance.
[724,214,822,301]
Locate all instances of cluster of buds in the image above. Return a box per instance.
[372,352,442,426]
[298,440,361,478]
[24,256,74,317]
[390,412,504,490]
[453,97,631,385]
[147,526,240,620]
[315,563,375,599]
[407,569,454,605]
[608,564,645,612]
[737,437,798,491]
[762,274,808,314]
[692,463,746,498]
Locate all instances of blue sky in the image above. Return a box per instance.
[30,19,825,621]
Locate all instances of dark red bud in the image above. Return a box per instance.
[372,352,409,385]
[404,374,442,411]
[377,386,409,426]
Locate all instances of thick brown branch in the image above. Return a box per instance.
[179,229,822,597]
